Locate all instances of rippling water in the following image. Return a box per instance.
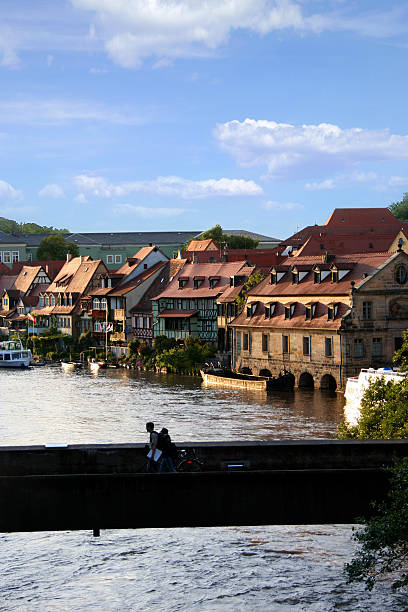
[0,366,406,610]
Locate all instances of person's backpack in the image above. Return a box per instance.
[157,432,170,452]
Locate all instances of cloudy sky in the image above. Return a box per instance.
[1,0,408,238]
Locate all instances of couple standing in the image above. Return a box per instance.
[146,421,176,473]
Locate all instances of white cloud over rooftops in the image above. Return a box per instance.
[215,119,408,177]
[38,183,66,198]
[0,180,23,202]
[74,174,263,200]
[114,204,189,218]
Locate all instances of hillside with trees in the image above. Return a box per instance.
[0,216,68,235]
[188,224,259,249]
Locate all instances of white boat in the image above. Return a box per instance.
[88,360,106,372]
[0,339,32,368]
[61,361,83,372]
[345,367,404,407]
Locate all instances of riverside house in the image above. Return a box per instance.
[0,265,51,332]
[152,260,251,348]
[230,248,408,391]
[33,255,108,339]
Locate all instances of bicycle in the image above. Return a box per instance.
[175,448,203,472]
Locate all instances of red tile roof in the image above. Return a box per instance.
[248,252,392,298]
[153,261,253,300]
[323,207,403,227]
[294,232,395,256]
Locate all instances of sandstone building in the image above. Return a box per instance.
[230,249,408,390]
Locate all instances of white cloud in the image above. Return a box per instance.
[46,54,54,67]
[0,28,20,68]
[0,179,23,202]
[0,99,146,126]
[74,193,88,203]
[71,0,408,68]
[38,183,65,198]
[74,174,263,200]
[264,200,302,211]
[305,171,378,191]
[389,176,408,187]
[215,119,408,177]
[114,204,188,218]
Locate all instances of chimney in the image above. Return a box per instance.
[66,253,72,262]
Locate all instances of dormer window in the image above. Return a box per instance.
[39,295,44,307]
[178,277,188,289]
[50,295,55,307]
[209,276,220,289]
[264,302,276,319]
[285,303,296,320]
[292,271,298,284]
[284,306,291,319]
[331,268,339,283]
[58,294,62,306]
[270,271,277,284]
[45,295,50,307]
[327,303,339,320]
[246,302,258,318]
[305,302,317,320]
[68,294,72,306]
[305,306,311,320]
[193,276,204,290]
[314,270,320,284]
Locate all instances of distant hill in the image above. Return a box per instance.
[0,216,69,235]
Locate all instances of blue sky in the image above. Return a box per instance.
[1,1,408,239]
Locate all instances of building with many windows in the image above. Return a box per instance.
[152,261,251,347]
[230,249,408,390]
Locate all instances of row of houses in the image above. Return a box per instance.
[2,207,408,390]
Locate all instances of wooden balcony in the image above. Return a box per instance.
[114,309,125,321]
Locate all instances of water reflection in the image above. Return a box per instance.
[0,366,345,446]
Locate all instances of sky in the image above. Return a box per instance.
[1,1,408,239]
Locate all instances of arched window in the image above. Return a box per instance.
[45,295,49,307]
[50,295,55,306]
[101,298,108,311]
[93,298,100,310]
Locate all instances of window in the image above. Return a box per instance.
[193,277,204,289]
[284,306,291,320]
[354,338,364,357]
[282,335,289,354]
[262,333,268,353]
[178,278,188,289]
[270,271,277,284]
[303,336,310,356]
[12,251,19,262]
[93,298,100,310]
[395,264,408,285]
[395,337,403,351]
[209,277,219,289]
[236,331,241,355]
[101,298,108,311]
[325,337,333,357]
[3,251,11,263]
[362,301,373,320]
[292,271,298,284]
[305,306,311,320]
[372,337,382,356]
[313,270,320,284]
[327,307,334,321]
[106,255,114,264]
[115,255,122,264]
[50,295,55,306]
[331,269,338,283]
[243,333,249,351]
[0,252,2,262]
[45,295,50,307]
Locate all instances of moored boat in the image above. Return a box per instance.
[345,367,404,407]
[200,369,293,391]
[61,361,83,372]
[88,360,107,372]
[0,339,32,368]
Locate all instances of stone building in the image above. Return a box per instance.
[230,249,408,391]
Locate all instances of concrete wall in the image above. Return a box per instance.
[0,440,406,532]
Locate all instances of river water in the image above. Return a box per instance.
[0,366,406,610]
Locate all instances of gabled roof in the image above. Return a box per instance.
[115,245,168,276]
[0,231,25,245]
[107,261,168,297]
[130,263,171,314]
[153,261,253,300]
[248,252,392,298]
[323,207,403,227]
[187,239,218,252]
[295,232,395,257]
[0,276,17,292]
[47,256,107,295]
[12,265,43,293]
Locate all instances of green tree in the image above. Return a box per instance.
[0,216,68,235]
[346,457,408,590]
[235,270,265,313]
[389,193,408,221]
[338,329,408,590]
[153,335,178,354]
[36,234,79,260]
[187,225,259,250]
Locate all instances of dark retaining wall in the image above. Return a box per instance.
[0,440,406,531]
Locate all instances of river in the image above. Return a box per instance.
[0,366,406,610]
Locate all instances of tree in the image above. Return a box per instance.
[0,216,68,235]
[338,330,408,589]
[235,270,265,313]
[389,193,408,221]
[187,225,259,250]
[345,457,408,590]
[36,234,79,260]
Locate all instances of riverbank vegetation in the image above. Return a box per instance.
[338,330,408,591]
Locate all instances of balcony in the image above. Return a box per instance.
[110,332,126,342]
[114,309,125,321]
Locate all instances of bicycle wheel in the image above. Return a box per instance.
[177,459,202,472]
